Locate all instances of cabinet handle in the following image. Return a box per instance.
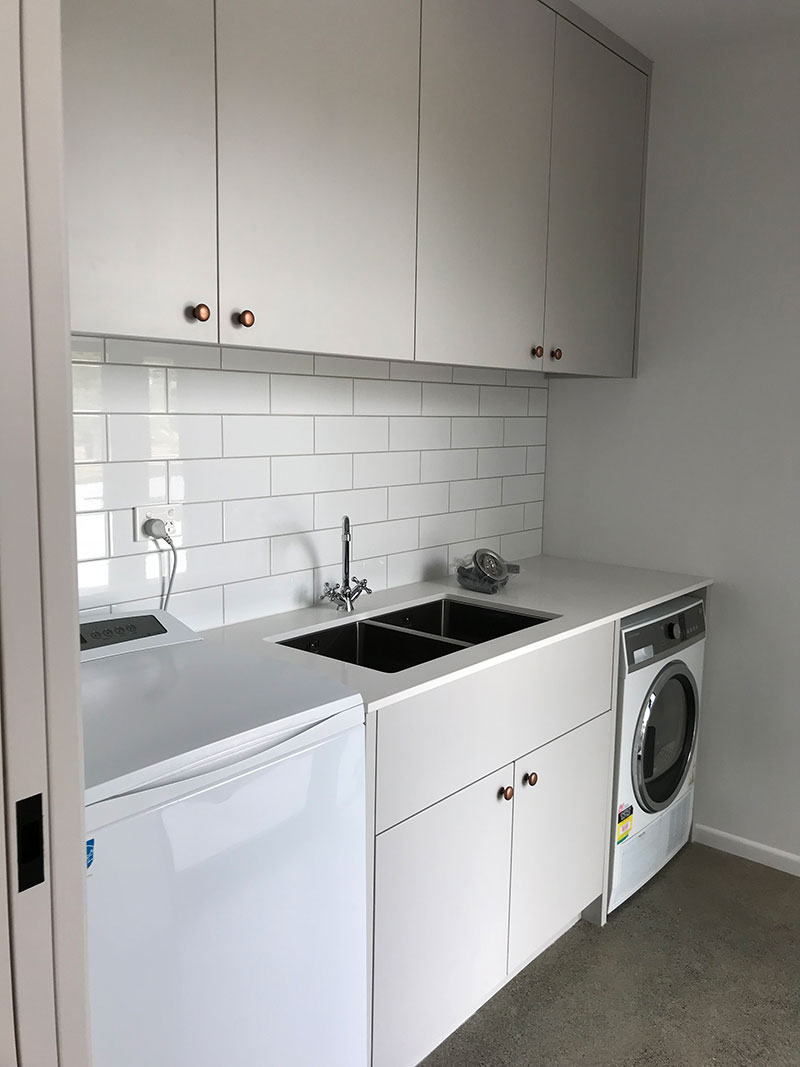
[499,785,514,802]
[237,310,256,328]
[551,348,562,361]
[531,345,544,359]
[192,303,211,322]
[523,772,538,787]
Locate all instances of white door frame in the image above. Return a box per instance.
[1,0,91,1063]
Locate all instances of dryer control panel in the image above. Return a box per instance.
[624,599,705,671]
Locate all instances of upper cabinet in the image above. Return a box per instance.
[62,0,218,342]
[415,0,555,371]
[215,0,420,360]
[544,19,648,377]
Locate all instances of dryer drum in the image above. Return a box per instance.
[632,660,699,814]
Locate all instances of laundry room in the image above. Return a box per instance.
[1,1,799,1065]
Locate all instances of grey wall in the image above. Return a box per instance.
[543,32,800,867]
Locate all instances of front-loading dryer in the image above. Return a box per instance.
[609,595,706,912]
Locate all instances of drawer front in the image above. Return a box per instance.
[376,623,614,833]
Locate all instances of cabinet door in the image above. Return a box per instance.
[544,20,647,377]
[508,712,611,973]
[62,0,218,342]
[415,0,554,370]
[216,0,419,360]
[373,766,514,1067]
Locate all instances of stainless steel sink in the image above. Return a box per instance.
[279,597,556,673]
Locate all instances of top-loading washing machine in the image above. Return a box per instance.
[609,595,706,912]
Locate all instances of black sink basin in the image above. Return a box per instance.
[278,597,556,674]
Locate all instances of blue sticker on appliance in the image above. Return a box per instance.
[86,838,95,869]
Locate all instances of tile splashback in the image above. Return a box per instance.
[73,336,547,631]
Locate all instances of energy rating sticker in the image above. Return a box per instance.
[617,805,633,844]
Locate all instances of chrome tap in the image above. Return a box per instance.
[320,516,372,612]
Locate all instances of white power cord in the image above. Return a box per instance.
[142,518,178,612]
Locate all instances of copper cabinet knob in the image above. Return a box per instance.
[523,772,538,787]
[531,345,544,359]
[192,303,211,322]
[551,348,563,360]
[499,785,514,802]
[237,309,256,328]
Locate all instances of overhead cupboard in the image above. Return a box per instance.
[62,0,650,376]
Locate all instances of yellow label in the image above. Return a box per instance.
[617,815,633,843]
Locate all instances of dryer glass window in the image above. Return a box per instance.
[634,665,698,813]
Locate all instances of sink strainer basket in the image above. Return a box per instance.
[456,548,520,595]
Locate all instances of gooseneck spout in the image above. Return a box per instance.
[320,516,372,612]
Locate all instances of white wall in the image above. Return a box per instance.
[543,31,800,868]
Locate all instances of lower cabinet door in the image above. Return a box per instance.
[373,765,514,1067]
[508,712,611,973]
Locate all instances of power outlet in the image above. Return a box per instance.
[133,505,183,543]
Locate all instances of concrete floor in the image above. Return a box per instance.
[422,844,800,1067]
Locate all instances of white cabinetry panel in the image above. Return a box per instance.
[544,19,648,377]
[415,0,555,370]
[62,0,218,342]
[216,0,419,360]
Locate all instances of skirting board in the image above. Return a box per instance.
[693,824,800,878]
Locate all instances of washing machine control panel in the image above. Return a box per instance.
[625,601,705,670]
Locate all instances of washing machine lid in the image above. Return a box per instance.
[81,618,363,804]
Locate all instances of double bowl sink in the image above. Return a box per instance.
[279,597,556,673]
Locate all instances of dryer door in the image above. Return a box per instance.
[632,660,698,813]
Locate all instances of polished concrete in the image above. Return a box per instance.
[422,844,800,1067]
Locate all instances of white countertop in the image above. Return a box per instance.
[204,555,711,710]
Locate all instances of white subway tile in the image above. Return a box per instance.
[420,449,476,482]
[387,546,448,587]
[271,374,351,415]
[477,447,527,478]
[223,415,313,457]
[354,379,421,416]
[113,587,225,632]
[107,414,222,461]
[315,555,387,595]
[479,385,529,416]
[272,528,341,574]
[106,338,221,369]
[168,368,270,414]
[74,414,107,462]
[524,501,544,529]
[529,388,549,416]
[110,502,223,555]
[224,571,316,625]
[504,417,547,446]
[170,458,270,502]
[448,537,500,569]
[73,364,166,413]
[389,417,450,451]
[502,474,545,505]
[224,496,313,541]
[390,362,452,383]
[452,366,505,386]
[71,336,104,362]
[506,370,544,387]
[420,511,475,549]
[315,417,388,454]
[272,454,351,496]
[315,488,387,529]
[527,446,546,474]
[475,504,524,538]
[500,529,542,560]
[75,462,167,512]
[353,451,420,488]
[222,348,314,375]
[352,518,418,559]
[388,482,449,520]
[451,417,503,448]
[421,383,479,416]
[449,478,501,511]
[314,354,389,379]
[76,513,108,561]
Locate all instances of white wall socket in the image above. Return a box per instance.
[133,505,183,542]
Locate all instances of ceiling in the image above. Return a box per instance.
[572,0,800,59]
